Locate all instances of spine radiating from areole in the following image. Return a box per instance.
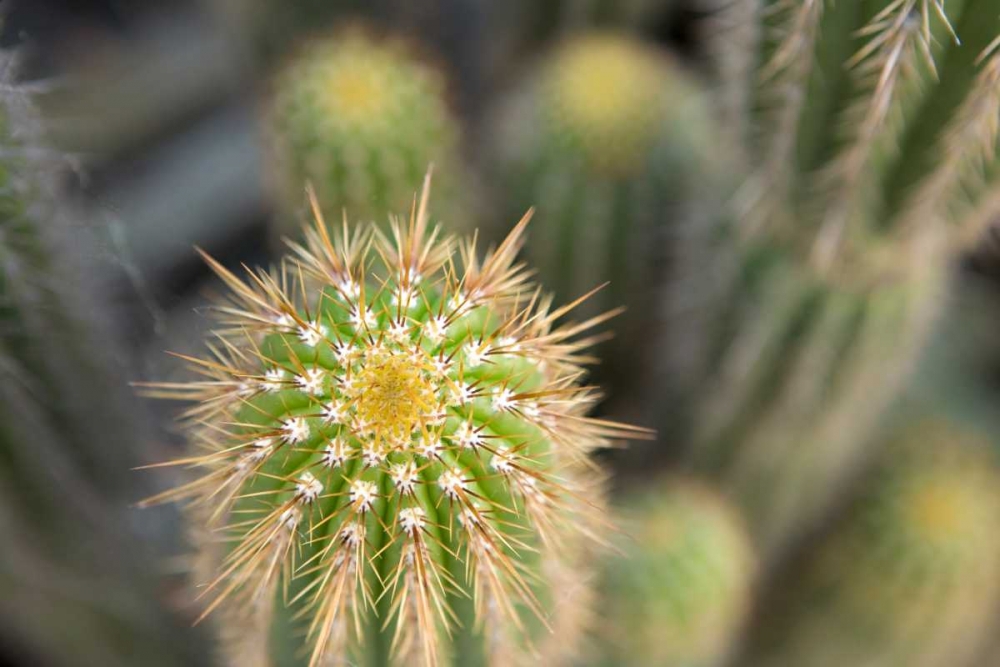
[141,175,645,667]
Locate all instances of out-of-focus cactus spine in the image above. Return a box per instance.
[142,178,642,666]
[675,0,1000,563]
[743,416,1000,667]
[490,32,717,390]
[268,29,467,236]
[0,50,206,667]
[596,479,755,667]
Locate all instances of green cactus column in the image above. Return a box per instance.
[142,178,643,667]
[742,416,1000,667]
[674,0,1000,563]
[0,50,208,667]
[267,28,469,237]
[594,479,755,667]
[489,32,719,391]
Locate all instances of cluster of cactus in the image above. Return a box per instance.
[743,414,1000,667]
[672,0,1000,562]
[595,479,755,667]
[268,29,468,238]
[0,50,205,667]
[144,178,641,666]
[489,31,718,391]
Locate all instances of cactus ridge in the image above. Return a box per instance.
[142,179,642,666]
[721,0,1000,263]
[673,0,1000,561]
[491,32,718,397]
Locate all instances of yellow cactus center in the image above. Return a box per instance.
[907,481,970,544]
[545,35,667,174]
[350,348,436,443]
[556,45,653,128]
[323,66,387,125]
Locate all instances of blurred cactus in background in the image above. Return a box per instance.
[143,179,641,666]
[743,415,1000,667]
[16,0,1000,664]
[0,49,206,667]
[490,32,718,394]
[595,479,755,667]
[671,0,1000,563]
[268,29,469,238]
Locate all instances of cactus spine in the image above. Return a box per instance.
[743,416,1000,667]
[490,32,717,390]
[142,177,642,666]
[0,50,206,667]
[674,0,1000,562]
[596,479,755,667]
[268,29,467,236]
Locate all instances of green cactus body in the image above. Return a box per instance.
[744,417,1000,667]
[269,30,468,237]
[490,32,717,390]
[675,0,1000,562]
[143,181,639,667]
[597,480,755,667]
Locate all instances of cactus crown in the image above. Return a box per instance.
[143,178,639,666]
[281,31,443,139]
[270,29,461,226]
[539,33,672,175]
[861,423,1000,567]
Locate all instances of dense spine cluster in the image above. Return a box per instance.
[673,0,1000,563]
[144,179,640,666]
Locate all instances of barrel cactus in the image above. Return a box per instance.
[268,29,467,237]
[490,32,717,390]
[673,0,1000,562]
[141,178,641,666]
[743,416,1000,667]
[596,479,755,667]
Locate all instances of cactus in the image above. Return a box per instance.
[490,32,718,391]
[672,0,1000,562]
[268,28,468,238]
[743,415,1000,667]
[0,51,207,667]
[141,176,642,666]
[595,479,755,667]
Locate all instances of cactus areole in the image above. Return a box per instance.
[142,176,641,666]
